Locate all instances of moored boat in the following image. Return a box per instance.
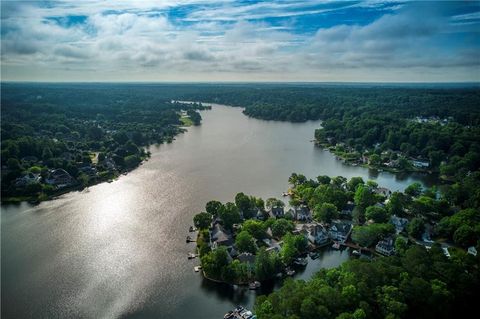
[293,257,308,267]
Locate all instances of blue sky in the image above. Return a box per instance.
[1,0,479,82]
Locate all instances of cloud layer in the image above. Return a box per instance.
[1,1,479,82]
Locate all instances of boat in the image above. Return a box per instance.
[249,281,261,290]
[189,226,197,232]
[293,258,308,267]
[194,266,202,272]
[309,251,320,259]
[225,306,257,319]
[188,253,197,259]
[352,250,361,256]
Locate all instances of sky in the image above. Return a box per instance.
[1,0,479,82]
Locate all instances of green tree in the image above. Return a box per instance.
[352,223,395,247]
[314,202,339,223]
[242,219,266,240]
[317,175,331,185]
[387,192,406,216]
[205,200,223,217]
[193,212,212,230]
[235,230,256,254]
[347,177,364,192]
[218,202,241,230]
[405,182,422,197]
[453,225,477,247]
[365,206,389,223]
[201,246,230,281]
[354,184,377,209]
[407,217,425,239]
[271,219,294,238]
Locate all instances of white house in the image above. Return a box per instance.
[328,221,352,243]
[376,238,395,256]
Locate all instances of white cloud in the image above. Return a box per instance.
[1,1,479,82]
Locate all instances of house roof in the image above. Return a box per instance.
[237,253,256,264]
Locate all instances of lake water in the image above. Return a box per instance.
[1,104,435,319]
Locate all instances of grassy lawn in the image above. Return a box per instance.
[180,116,193,126]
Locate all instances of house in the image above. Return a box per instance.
[237,253,256,271]
[45,169,74,187]
[374,187,392,198]
[210,224,233,249]
[328,221,352,243]
[340,202,355,217]
[263,238,282,253]
[294,205,311,221]
[467,246,477,256]
[256,210,266,221]
[411,159,430,168]
[14,173,41,187]
[270,206,284,218]
[390,215,409,234]
[307,224,330,246]
[376,238,395,256]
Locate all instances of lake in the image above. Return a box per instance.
[1,104,435,319]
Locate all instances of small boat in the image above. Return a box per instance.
[189,226,197,232]
[194,266,202,272]
[249,281,261,290]
[188,253,197,259]
[293,258,308,267]
[309,252,320,259]
[352,250,361,256]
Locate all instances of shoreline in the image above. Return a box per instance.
[314,141,441,177]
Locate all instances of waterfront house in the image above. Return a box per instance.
[467,246,477,256]
[294,205,311,221]
[340,202,355,217]
[374,187,392,198]
[307,224,330,246]
[390,215,409,234]
[328,221,352,243]
[210,223,233,249]
[411,159,430,168]
[375,238,395,256]
[270,206,285,218]
[14,173,41,187]
[45,169,74,187]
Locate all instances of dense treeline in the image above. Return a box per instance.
[180,84,480,178]
[254,243,479,319]
[1,83,206,201]
[254,172,480,319]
